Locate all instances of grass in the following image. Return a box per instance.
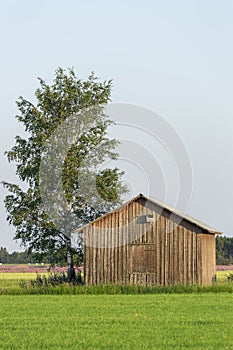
[0,272,233,349]
[0,294,233,349]
[0,271,233,294]
[0,270,231,279]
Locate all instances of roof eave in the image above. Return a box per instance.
[74,193,223,235]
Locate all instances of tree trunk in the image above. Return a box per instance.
[66,238,75,283]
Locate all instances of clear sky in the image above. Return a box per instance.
[1,0,233,251]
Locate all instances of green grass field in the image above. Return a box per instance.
[1,271,233,349]
[0,294,233,349]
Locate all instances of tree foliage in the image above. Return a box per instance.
[216,235,233,265]
[3,68,127,261]
[0,247,40,264]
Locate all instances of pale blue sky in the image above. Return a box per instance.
[1,0,233,251]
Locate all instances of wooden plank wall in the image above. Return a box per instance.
[197,233,216,285]
[84,198,215,286]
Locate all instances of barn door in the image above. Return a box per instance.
[130,244,156,273]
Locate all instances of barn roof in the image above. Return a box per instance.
[74,193,223,235]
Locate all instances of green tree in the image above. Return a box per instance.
[216,235,233,265]
[0,247,9,264]
[3,67,127,281]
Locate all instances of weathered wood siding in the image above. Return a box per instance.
[197,233,216,285]
[84,197,216,286]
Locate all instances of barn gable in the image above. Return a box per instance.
[75,193,222,286]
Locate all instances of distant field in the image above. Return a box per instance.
[0,273,39,280]
[0,264,65,273]
[0,273,40,290]
[0,294,233,349]
[217,270,232,282]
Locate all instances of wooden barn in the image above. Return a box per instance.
[75,193,222,286]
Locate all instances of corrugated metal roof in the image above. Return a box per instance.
[74,193,223,235]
